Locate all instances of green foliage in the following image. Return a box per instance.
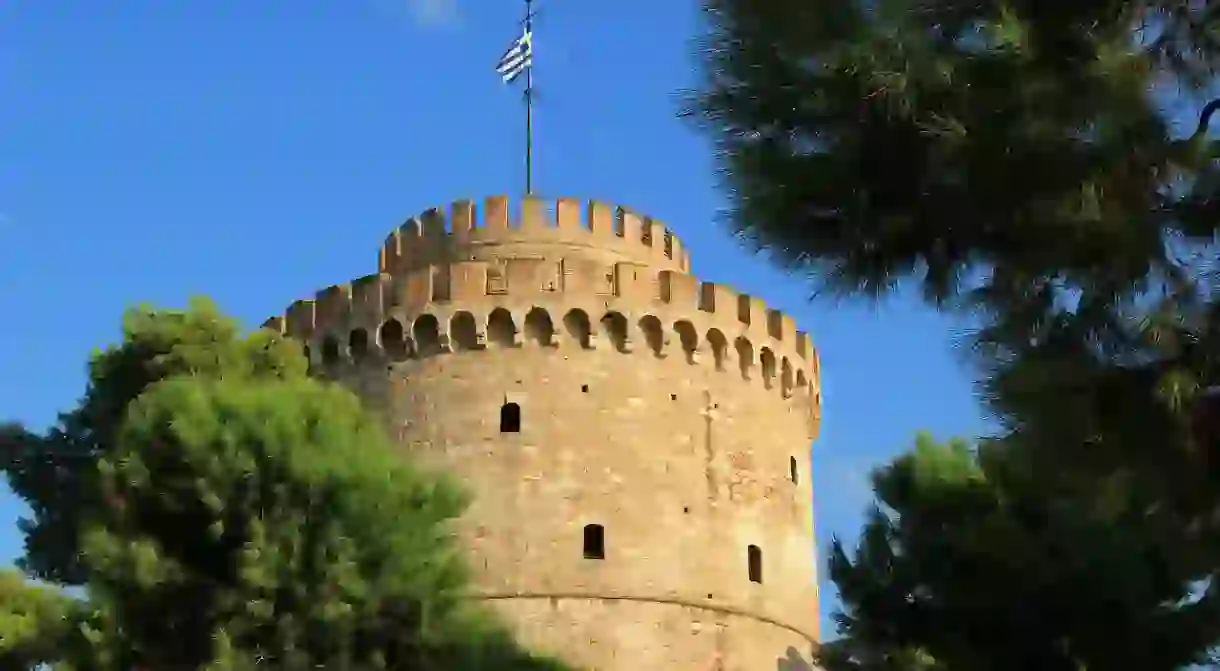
[687,0,1220,509]
[67,375,560,668]
[0,569,76,668]
[691,3,1220,665]
[1,298,571,669]
[2,297,310,585]
[690,0,1219,310]
[823,433,1220,671]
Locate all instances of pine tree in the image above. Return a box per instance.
[687,1,1220,507]
[824,434,1220,671]
[689,2,1220,666]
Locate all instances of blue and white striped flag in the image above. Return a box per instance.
[496,27,532,83]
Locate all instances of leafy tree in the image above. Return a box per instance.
[822,434,1220,671]
[2,298,308,586]
[1,299,569,669]
[0,569,76,668]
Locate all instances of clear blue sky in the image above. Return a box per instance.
[0,0,989,636]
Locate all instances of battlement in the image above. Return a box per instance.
[378,196,692,276]
[265,265,815,366]
[263,261,823,436]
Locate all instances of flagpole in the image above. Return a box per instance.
[524,0,534,196]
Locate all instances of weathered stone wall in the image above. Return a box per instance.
[264,195,824,671]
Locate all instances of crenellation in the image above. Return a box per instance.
[378,234,395,274]
[419,208,449,265]
[588,200,616,238]
[696,282,714,313]
[315,283,351,331]
[620,207,645,244]
[351,273,387,320]
[484,195,511,232]
[269,264,818,379]
[279,300,819,416]
[646,219,666,260]
[739,295,769,334]
[667,229,683,264]
[769,310,797,344]
[400,217,423,241]
[420,207,447,240]
[554,197,583,232]
[374,196,692,276]
[521,196,549,231]
[451,199,476,241]
[659,270,700,310]
[285,299,315,338]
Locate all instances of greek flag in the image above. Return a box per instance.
[496,27,532,83]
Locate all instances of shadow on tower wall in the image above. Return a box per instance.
[777,645,817,671]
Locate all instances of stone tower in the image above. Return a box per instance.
[263,195,824,670]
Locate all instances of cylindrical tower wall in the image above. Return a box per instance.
[264,196,825,671]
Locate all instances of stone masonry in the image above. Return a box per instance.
[263,195,824,670]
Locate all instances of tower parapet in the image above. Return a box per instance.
[263,195,824,670]
[377,195,691,277]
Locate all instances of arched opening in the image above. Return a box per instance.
[450,311,480,351]
[349,328,369,362]
[747,545,762,584]
[500,402,521,433]
[760,347,778,389]
[600,311,628,352]
[707,329,728,371]
[734,337,753,379]
[321,335,341,365]
[639,315,664,356]
[488,308,516,347]
[790,456,799,485]
[583,524,605,560]
[379,319,409,360]
[781,358,795,397]
[412,314,442,355]
[563,309,592,348]
[675,320,699,363]
[524,307,555,346]
[796,369,808,390]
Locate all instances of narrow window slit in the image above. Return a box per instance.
[583,524,605,559]
[500,402,521,432]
